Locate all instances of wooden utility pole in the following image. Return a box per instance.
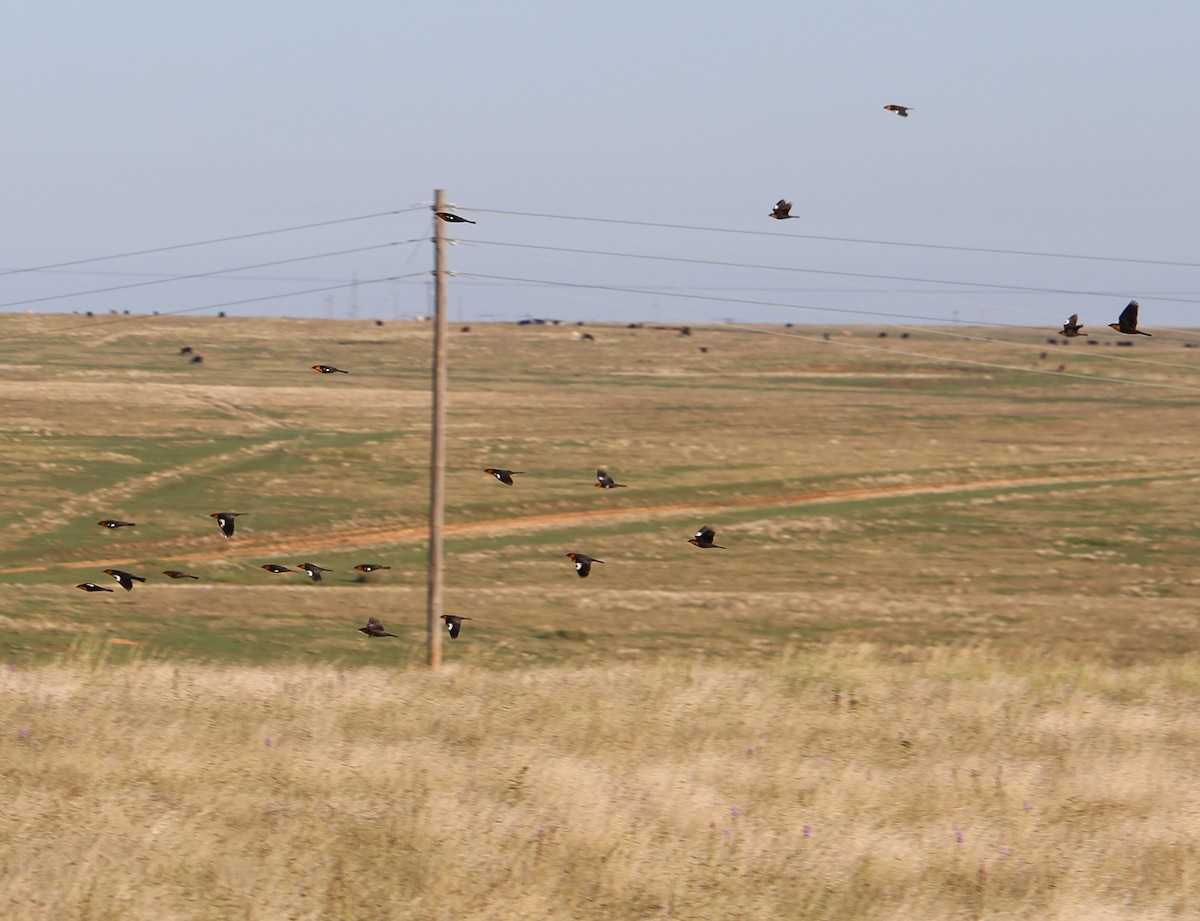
[427,190,448,668]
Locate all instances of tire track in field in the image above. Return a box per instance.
[0,440,291,550]
[4,465,1195,574]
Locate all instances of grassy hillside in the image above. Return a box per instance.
[1,313,1198,666]
[4,313,1200,918]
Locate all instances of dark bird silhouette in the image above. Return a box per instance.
[77,582,114,593]
[884,104,911,117]
[595,468,627,489]
[1059,314,1085,338]
[565,552,604,578]
[484,467,523,486]
[261,564,293,574]
[769,199,798,220]
[297,562,331,582]
[688,525,726,549]
[103,568,146,591]
[210,511,244,539]
[441,614,472,639]
[1109,300,1151,336]
[312,364,349,374]
[97,520,135,529]
[354,564,391,573]
[359,616,397,637]
[435,212,476,224]
[162,570,199,580]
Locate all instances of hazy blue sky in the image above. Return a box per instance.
[6,2,1200,329]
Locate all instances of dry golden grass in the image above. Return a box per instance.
[5,647,1200,920]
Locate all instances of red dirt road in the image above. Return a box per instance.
[3,466,1186,574]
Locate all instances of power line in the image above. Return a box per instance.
[0,206,426,279]
[0,271,430,344]
[468,207,1200,270]
[463,239,1200,307]
[0,240,423,311]
[458,265,1200,372]
[458,218,1200,339]
[455,272,1017,327]
[472,272,1200,396]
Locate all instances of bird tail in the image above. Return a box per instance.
[133,575,147,583]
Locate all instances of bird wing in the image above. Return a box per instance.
[1120,300,1139,327]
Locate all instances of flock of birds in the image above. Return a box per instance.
[74,460,725,643]
[69,153,1157,646]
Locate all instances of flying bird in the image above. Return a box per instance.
[441,614,472,639]
[209,512,244,539]
[97,520,135,529]
[312,365,349,374]
[359,616,397,637]
[565,552,604,578]
[484,467,523,486]
[769,200,798,220]
[1109,300,1151,336]
[435,212,476,224]
[595,468,627,489]
[162,570,200,580]
[103,568,146,591]
[261,564,293,574]
[884,104,911,117]
[1058,314,1085,338]
[688,526,726,549]
[353,564,391,573]
[76,582,114,593]
[297,562,331,582]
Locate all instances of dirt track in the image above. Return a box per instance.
[5,465,1190,574]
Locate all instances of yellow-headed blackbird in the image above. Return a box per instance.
[97,520,135,529]
[769,199,798,220]
[359,616,397,637]
[312,364,349,374]
[162,570,199,580]
[884,104,911,117]
[261,564,293,573]
[297,562,331,582]
[688,525,726,549]
[1059,314,1085,337]
[565,552,603,578]
[354,564,391,573]
[103,568,146,591]
[441,614,472,639]
[210,511,244,538]
[1109,300,1151,336]
[595,468,627,489]
[77,582,114,593]
[484,467,523,486]
[435,212,476,224]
